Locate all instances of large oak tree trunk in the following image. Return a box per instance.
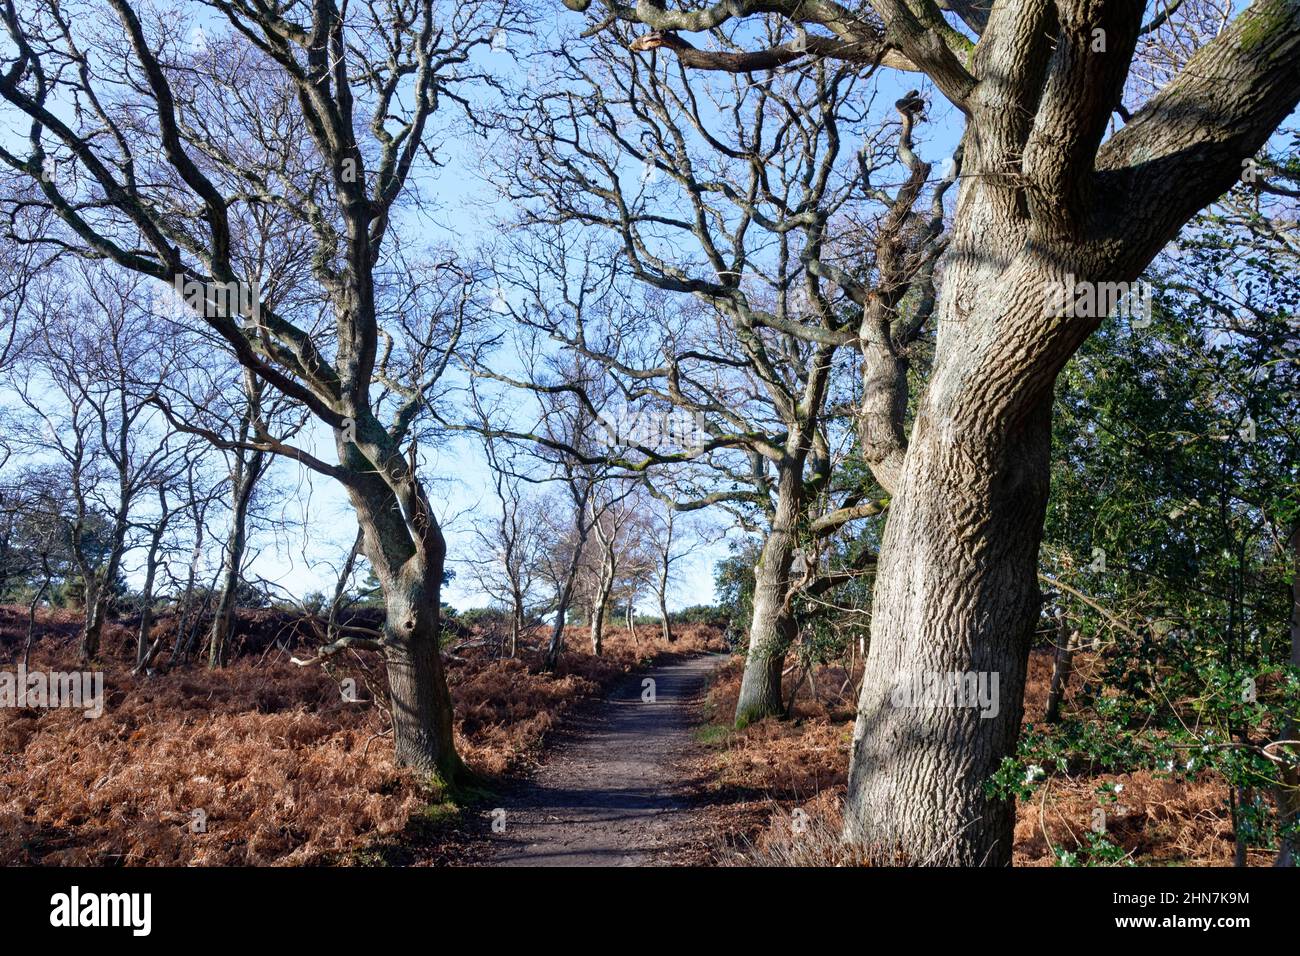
[839,0,1300,859]
[844,396,1052,864]
[377,568,459,781]
[840,76,1126,859]
[347,467,462,785]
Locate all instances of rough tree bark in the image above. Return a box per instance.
[344,461,461,783]
[843,3,1300,864]
[590,0,1300,863]
[0,0,499,779]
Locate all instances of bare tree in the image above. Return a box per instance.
[465,431,546,658]
[132,480,182,669]
[561,0,1300,864]
[0,0,513,779]
[491,32,939,722]
[8,267,182,661]
[205,374,271,668]
[581,481,642,655]
[645,503,716,644]
[0,235,54,388]
[533,363,630,669]
[162,456,227,668]
[0,466,73,667]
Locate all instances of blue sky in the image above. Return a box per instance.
[3,2,1292,612]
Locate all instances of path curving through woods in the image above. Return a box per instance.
[478,653,726,866]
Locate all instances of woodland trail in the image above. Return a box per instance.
[477,653,726,866]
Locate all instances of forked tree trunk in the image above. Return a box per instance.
[841,146,1071,864]
[841,164,1249,864]
[829,0,1300,869]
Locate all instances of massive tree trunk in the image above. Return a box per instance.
[734,460,801,726]
[841,0,1300,863]
[594,0,1300,871]
[844,393,1053,865]
[842,137,1103,861]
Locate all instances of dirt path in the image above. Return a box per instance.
[478,653,726,866]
